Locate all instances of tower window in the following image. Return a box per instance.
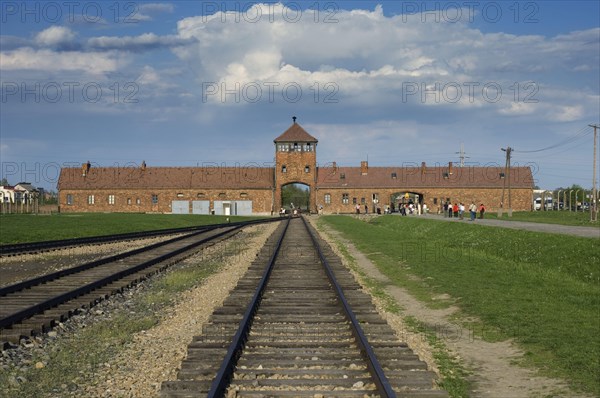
[282,165,287,173]
[304,165,310,173]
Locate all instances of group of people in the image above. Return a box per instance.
[444,202,485,221]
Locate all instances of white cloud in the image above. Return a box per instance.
[87,33,192,52]
[0,48,124,74]
[135,3,175,21]
[35,26,75,47]
[172,3,599,111]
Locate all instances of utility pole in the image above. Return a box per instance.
[456,143,469,167]
[590,124,598,222]
[499,146,512,217]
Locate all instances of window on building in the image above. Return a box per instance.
[340,173,345,180]
[127,198,132,205]
[282,165,287,173]
[361,197,365,204]
[324,194,331,204]
[66,194,73,205]
[176,193,184,198]
[304,165,310,173]
[342,193,349,204]
[151,194,158,205]
[372,193,379,203]
[352,197,357,205]
[108,195,115,205]
[293,143,300,152]
[433,198,438,205]
[218,193,226,198]
[136,198,141,205]
[240,193,248,198]
[88,195,95,205]
[391,172,397,179]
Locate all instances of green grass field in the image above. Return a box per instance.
[0,213,263,244]
[485,210,599,227]
[320,215,600,395]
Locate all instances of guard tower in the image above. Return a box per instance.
[274,117,318,213]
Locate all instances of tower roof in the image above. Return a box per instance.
[274,121,318,143]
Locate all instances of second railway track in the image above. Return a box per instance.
[0,220,278,347]
[161,217,447,398]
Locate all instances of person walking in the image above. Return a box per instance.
[448,202,453,218]
[453,203,459,218]
[459,202,465,219]
[479,203,486,219]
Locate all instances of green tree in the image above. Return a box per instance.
[281,183,310,211]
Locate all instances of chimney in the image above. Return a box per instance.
[448,161,453,175]
[421,161,426,175]
[332,162,337,174]
[361,161,368,175]
[292,116,297,124]
[82,161,91,177]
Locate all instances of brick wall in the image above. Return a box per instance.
[59,188,275,214]
[316,187,533,214]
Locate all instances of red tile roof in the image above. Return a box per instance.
[316,166,534,189]
[58,167,274,190]
[273,122,318,143]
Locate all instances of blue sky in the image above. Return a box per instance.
[1,1,599,191]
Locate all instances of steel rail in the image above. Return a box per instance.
[206,217,291,398]
[0,227,214,297]
[0,225,245,330]
[0,217,275,256]
[301,216,397,398]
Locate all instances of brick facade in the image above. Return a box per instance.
[58,121,534,214]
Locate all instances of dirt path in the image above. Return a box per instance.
[420,214,599,239]
[313,218,589,398]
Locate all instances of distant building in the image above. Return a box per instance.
[1,183,38,204]
[58,120,534,214]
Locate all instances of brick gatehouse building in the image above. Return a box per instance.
[58,119,534,215]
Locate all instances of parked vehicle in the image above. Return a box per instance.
[533,197,553,210]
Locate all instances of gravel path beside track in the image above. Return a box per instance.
[80,223,278,398]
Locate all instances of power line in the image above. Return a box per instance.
[513,126,593,154]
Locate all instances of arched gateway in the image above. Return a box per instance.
[274,117,318,214]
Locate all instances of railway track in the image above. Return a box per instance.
[0,219,279,347]
[0,219,270,257]
[161,217,447,398]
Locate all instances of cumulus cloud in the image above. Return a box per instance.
[35,26,76,48]
[172,2,599,113]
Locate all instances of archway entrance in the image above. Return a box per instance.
[391,191,424,214]
[281,183,310,213]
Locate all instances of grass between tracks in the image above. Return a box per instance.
[0,213,263,244]
[319,215,600,395]
[0,231,249,398]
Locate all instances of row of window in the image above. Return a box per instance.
[277,143,314,152]
[66,193,251,205]
[281,165,310,173]
[323,193,380,205]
